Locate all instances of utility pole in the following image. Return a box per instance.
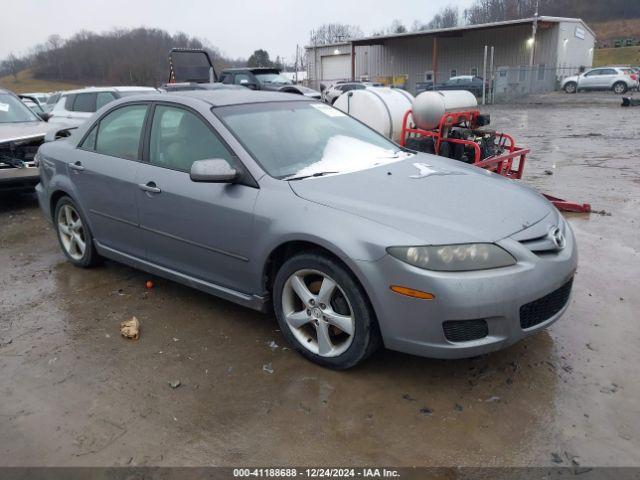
[295,44,299,83]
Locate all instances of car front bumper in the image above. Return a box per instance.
[0,165,40,191]
[355,223,578,359]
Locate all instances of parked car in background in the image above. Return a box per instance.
[19,94,49,118]
[322,81,383,104]
[48,86,158,125]
[36,89,576,369]
[0,88,52,191]
[22,92,49,108]
[44,92,62,112]
[561,67,638,94]
[423,76,488,97]
[220,68,321,99]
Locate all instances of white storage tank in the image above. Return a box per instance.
[412,90,478,131]
[333,87,414,142]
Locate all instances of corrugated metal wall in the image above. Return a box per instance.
[307,21,594,95]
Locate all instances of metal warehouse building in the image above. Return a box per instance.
[306,16,595,98]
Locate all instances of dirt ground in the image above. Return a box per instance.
[1,96,639,467]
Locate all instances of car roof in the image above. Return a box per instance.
[122,89,312,107]
[61,86,158,95]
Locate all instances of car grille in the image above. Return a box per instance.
[520,278,573,329]
[443,319,488,342]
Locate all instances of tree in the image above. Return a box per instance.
[309,24,363,46]
[389,19,408,34]
[6,54,20,80]
[247,49,272,68]
[428,6,459,29]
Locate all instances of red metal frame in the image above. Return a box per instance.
[400,109,591,213]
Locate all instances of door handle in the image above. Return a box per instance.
[69,161,85,171]
[138,181,161,194]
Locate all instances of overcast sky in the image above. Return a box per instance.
[1,0,475,62]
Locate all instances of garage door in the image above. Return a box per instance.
[321,54,350,83]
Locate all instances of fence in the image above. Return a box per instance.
[341,65,588,103]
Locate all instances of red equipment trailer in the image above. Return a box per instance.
[399,108,591,213]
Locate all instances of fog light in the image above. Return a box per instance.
[390,285,435,300]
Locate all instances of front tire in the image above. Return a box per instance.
[54,196,100,267]
[273,252,380,369]
[564,82,577,94]
[613,82,628,94]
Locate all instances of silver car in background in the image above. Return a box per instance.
[48,86,158,126]
[36,90,577,369]
[561,66,639,93]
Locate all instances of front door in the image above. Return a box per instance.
[136,104,259,293]
[68,103,148,257]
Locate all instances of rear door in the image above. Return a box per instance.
[135,103,259,292]
[69,103,149,257]
[599,68,619,88]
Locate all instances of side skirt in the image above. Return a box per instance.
[94,241,269,312]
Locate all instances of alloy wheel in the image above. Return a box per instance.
[57,204,86,261]
[281,269,355,357]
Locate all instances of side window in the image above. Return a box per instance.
[602,69,617,75]
[585,69,601,77]
[73,93,97,112]
[80,126,98,150]
[64,94,76,110]
[220,73,233,84]
[95,105,147,160]
[96,92,116,110]
[234,73,251,85]
[149,105,234,172]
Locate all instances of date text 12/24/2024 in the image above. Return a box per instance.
[233,468,401,478]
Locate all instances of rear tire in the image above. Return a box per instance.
[613,82,628,94]
[54,196,101,268]
[273,252,380,369]
[564,82,577,94]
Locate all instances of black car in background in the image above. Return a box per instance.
[219,68,320,99]
[419,75,488,97]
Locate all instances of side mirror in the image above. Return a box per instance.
[38,112,52,122]
[190,159,238,183]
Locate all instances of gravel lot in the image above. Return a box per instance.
[1,95,639,467]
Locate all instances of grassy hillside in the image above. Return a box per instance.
[594,46,640,67]
[0,69,79,94]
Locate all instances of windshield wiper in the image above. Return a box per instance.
[286,171,339,181]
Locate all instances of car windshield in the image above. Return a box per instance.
[0,93,40,123]
[216,101,412,179]
[254,73,292,85]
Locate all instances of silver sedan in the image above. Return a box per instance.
[36,90,577,369]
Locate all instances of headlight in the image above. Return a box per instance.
[387,243,516,271]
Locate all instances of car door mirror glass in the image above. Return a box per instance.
[190,159,238,183]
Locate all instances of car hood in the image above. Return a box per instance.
[294,85,321,97]
[0,121,50,144]
[289,154,553,244]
